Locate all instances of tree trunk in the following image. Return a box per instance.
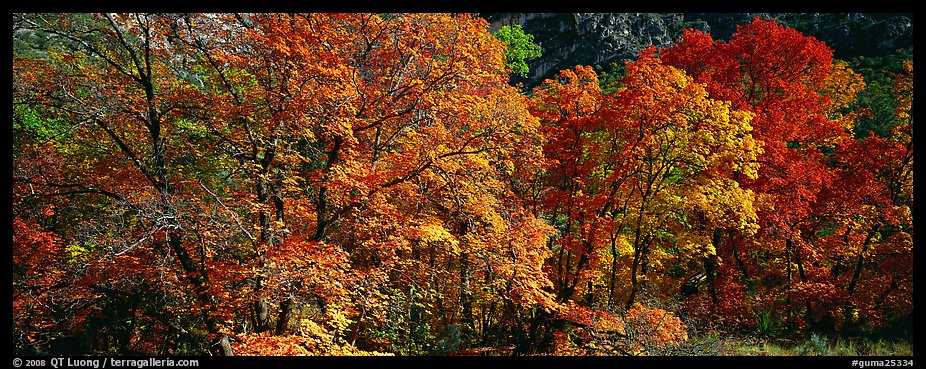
[608,233,618,308]
[213,334,234,356]
[313,136,342,242]
[275,298,292,335]
[730,235,750,280]
[460,252,475,336]
[626,221,647,310]
[785,239,793,289]
[252,178,273,334]
[252,297,270,333]
[639,235,651,290]
[701,231,719,307]
[793,239,807,282]
[848,225,880,296]
[627,245,642,310]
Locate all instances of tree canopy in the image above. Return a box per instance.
[13,14,912,356]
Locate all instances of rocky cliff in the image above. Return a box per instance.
[481,13,913,88]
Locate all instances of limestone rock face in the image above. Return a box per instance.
[482,13,913,88]
[483,13,686,87]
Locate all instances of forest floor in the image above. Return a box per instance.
[709,335,913,356]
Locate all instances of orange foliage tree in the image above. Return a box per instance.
[524,51,760,352]
[14,13,552,355]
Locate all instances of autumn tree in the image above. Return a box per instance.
[523,50,761,353]
[809,60,913,331]
[601,53,760,310]
[14,13,243,354]
[660,17,912,332]
[298,13,553,354]
[14,12,556,356]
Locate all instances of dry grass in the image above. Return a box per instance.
[721,335,913,356]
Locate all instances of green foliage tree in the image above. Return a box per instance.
[847,49,913,139]
[493,24,543,78]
